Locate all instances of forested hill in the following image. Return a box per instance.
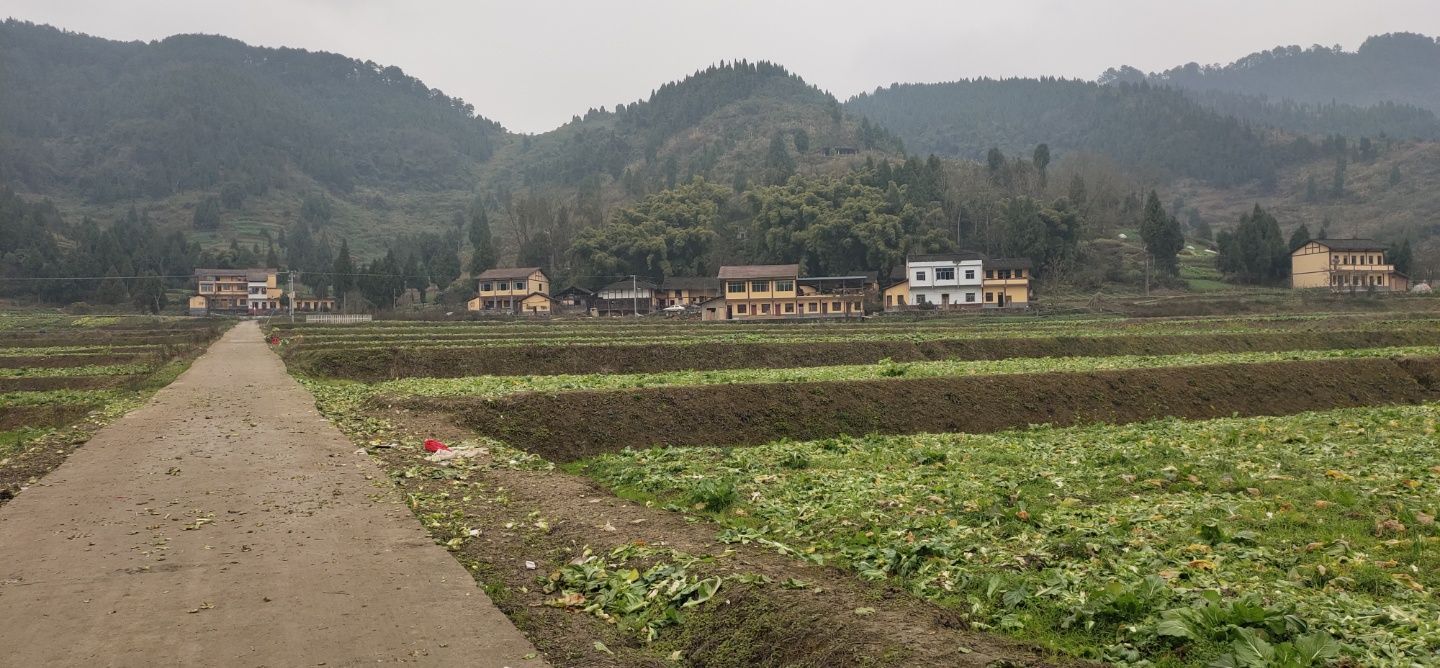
[844,79,1276,187]
[0,20,508,203]
[482,61,901,197]
[1105,33,1440,115]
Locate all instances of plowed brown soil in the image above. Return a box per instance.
[293,329,1440,380]
[410,356,1440,462]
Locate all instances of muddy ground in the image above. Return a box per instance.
[403,356,1440,462]
[292,329,1440,380]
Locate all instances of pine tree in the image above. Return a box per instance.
[1288,223,1312,251]
[1032,144,1050,190]
[1139,191,1184,276]
[1390,239,1413,275]
[332,239,355,309]
[467,205,497,275]
[192,196,222,230]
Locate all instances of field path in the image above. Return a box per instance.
[0,320,544,667]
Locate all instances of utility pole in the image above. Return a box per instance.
[288,271,296,323]
[631,274,638,316]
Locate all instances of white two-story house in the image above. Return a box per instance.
[904,252,984,308]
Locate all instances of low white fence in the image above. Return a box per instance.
[303,314,373,324]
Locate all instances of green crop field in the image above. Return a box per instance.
[283,310,1440,666]
[578,405,1439,665]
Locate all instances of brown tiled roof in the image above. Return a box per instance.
[600,279,659,292]
[475,267,544,280]
[194,268,275,280]
[1312,239,1387,252]
[717,264,799,280]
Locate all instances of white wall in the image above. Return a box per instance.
[907,259,982,305]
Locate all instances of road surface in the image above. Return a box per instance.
[0,320,544,667]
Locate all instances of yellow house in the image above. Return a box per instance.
[193,268,282,313]
[983,258,1032,308]
[882,279,909,311]
[717,265,863,319]
[1291,239,1402,291]
[469,267,551,313]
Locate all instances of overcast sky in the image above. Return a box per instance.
[6,0,1439,133]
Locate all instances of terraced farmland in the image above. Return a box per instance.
[283,312,1440,667]
[0,313,227,501]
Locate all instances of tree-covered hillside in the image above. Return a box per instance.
[0,20,507,203]
[483,61,901,197]
[844,78,1275,187]
[1107,33,1440,114]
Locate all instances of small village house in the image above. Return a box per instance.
[191,268,329,315]
[1290,239,1405,291]
[595,279,658,316]
[717,264,863,320]
[899,253,984,308]
[881,275,909,311]
[467,267,552,314]
[983,258,1032,308]
[656,277,722,307]
[552,286,596,314]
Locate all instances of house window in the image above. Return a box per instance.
[1015,270,1024,278]
[964,269,975,280]
[965,293,976,303]
[775,280,794,292]
[761,303,771,314]
[914,270,927,282]
[852,301,862,311]
[481,282,492,291]
[784,303,795,313]
[832,301,841,311]
[751,280,770,292]
[914,294,927,305]
[935,268,955,281]
[986,292,994,302]
[737,304,748,314]
[514,281,525,290]
[808,302,818,312]
[727,281,745,293]
[985,270,994,279]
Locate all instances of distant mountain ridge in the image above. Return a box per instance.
[1104,33,1440,116]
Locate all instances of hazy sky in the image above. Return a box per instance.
[6,1,1439,133]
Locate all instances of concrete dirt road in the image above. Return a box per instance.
[0,320,544,667]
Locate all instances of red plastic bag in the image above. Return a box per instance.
[423,439,450,453]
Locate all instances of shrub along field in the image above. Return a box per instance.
[0,313,226,501]
[282,310,1440,667]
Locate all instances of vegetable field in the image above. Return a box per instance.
[283,311,1440,667]
[0,313,226,501]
